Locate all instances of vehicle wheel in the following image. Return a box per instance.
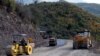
[84,39,92,49]
[49,42,53,46]
[53,44,56,46]
[90,44,92,47]
[26,46,32,55]
[10,46,18,56]
[11,50,18,56]
[89,40,92,47]
[18,46,23,55]
[49,43,56,46]
[49,44,53,46]
[82,42,89,49]
[6,48,17,56]
[86,40,91,49]
[73,42,78,49]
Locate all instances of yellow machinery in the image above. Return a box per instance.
[6,34,35,56]
[73,30,92,49]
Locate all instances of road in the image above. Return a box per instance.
[23,39,100,56]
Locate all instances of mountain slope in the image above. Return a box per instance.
[28,2,100,38]
[0,7,36,53]
[75,3,100,17]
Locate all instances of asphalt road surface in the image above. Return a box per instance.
[22,39,100,56]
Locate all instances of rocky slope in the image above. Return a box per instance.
[0,8,36,54]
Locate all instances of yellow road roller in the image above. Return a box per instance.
[6,34,35,56]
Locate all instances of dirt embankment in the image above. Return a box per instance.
[0,7,48,55]
[0,8,36,54]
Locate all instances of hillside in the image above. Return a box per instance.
[28,2,100,38]
[0,10,35,35]
[0,1,49,53]
[75,3,100,17]
[0,3,37,53]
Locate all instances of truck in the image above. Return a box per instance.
[49,35,57,46]
[73,30,92,49]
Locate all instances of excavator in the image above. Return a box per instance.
[73,30,92,49]
[6,34,35,56]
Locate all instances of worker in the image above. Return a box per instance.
[13,40,16,44]
[20,38,27,46]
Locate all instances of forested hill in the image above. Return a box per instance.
[28,2,100,38]
[0,0,100,39]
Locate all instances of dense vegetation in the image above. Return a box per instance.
[0,0,16,12]
[27,2,100,39]
[0,0,100,39]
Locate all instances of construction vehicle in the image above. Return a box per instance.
[49,36,57,46]
[73,30,92,49]
[6,34,35,56]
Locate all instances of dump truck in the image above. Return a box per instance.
[6,34,35,56]
[73,30,92,49]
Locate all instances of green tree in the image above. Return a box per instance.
[1,0,16,12]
